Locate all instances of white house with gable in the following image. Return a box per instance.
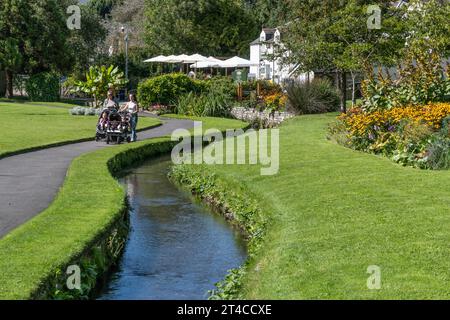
[249,28,313,85]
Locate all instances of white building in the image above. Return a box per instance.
[249,28,313,85]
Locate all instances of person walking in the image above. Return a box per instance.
[103,89,119,111]
[121,93,139,142]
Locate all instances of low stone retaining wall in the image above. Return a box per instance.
[231,107,295,126]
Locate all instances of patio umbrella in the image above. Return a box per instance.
[143,55,167,63]
[189,56,223,68]
[219,56,258,68]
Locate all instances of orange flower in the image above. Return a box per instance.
[339,103,450,135]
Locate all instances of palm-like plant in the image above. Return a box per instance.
[73,65,128,107]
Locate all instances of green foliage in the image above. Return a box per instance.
[49,216,129,300]
[251,0,290,28]
[25,72,60,102]
[420,136,450,170]
[99,48,155,90]
[176,92,232,118]
[175,78,234,117]
[282,1,406,111]
[0,38,22,73]
[362,48,450,112]
[286,78,340,114]
[137,73,202,108]
[73,65,128,107]
[67,4,107,76]
[176,92,204,116]
[329,111,450,170]
[0,0,74,74]
[144,0,258,56]
[87,0,120,18]
[203,76,236,98]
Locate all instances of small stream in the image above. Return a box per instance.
[98,156,247,300]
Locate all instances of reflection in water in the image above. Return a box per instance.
[98,156,247,300]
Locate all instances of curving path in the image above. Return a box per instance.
[0,114,195,238]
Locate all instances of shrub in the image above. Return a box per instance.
[427,136,450,170]
[137,73,202,108]
[330,103,450,170]
[72,65,127,108]
[176,90,232,118]
[176,92,203,116]
[362,49,450,112]
[286,78,340,114]
[25,72,60,102]
[258,80,283,96]
[203,76,236,98]
[339,103,450,136]
[263,93,287,112]
[202,89,233,117]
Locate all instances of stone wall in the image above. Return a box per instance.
[231,107,295,126]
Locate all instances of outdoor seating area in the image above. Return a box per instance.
[144,54,257,77]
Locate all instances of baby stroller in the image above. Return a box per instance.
[105,110,132,144]
[95,109,110,142]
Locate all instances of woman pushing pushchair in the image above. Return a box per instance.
[95,90,139,144]
[119,93,139,142]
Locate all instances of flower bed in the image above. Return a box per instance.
[329,103,450,169]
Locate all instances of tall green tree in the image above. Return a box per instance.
[87,0,120,18]
[0,0,73,97]
[283,0,406,112]
[144,0,258,57]
[249,0,290,28]
[0,0,31,98]
[67,3,107,77]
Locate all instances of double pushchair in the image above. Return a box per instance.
[96,108,132,144]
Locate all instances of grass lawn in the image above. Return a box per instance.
[0,101,161,157]
[0,116,247,299]
[178,113,450,299]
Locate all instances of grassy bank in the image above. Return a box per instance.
[172,113,450,299]
[0,101,161,158]
[0,116,247,300]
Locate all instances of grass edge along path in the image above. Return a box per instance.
[0,101,162,159]
[0,116,248,300]
[172,113,450,299]
[0,122,163,160]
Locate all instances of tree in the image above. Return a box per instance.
[73,65,128,107]
[401,0,450,58]
[143,0,258,57]
[87,0,120,18]
[249,0,291,28]
[0,0,73,97]
[282,0,406,113]
[0,0,30,97]
[0,39,22,98]
[67,4,107,78]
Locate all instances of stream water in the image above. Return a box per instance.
[98,156,247,300]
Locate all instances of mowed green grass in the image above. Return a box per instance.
[0,116,248,299]
[0,101,161,157]
[187,113,450,299]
